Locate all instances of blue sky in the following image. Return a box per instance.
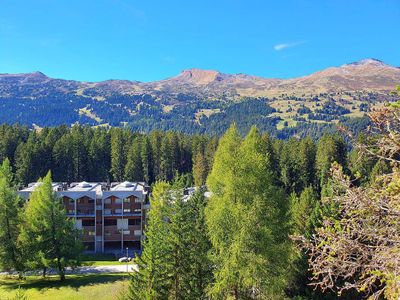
[1,0,399,82]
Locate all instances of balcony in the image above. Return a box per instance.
[103,209,141,217]
[77,210,95,217]
[81,226,95,241]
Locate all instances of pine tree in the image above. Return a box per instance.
[206,125,290,299]
[185,188,213,299]
[160,135,173,181]
[128,181,172,299]
[0,159,24,276]
[128,180,213,299]
[88,128,111,181]
[298,137,317,189]
[192,151,208,187]
[141,136,154,184]
[316,134,347,187]
[111,128,128,181]
[20,172,82,281]
[125,136,144,182]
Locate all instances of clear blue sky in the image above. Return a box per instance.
[1,0,399,82]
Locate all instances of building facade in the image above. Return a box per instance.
[18,181,149,254]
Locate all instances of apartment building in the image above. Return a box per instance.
[18,181,149,254]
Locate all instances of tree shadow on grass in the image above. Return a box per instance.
[0,273,127,292]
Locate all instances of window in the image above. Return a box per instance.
[88,231,95,236]
[124,198,130,203]
[104,198,111,204]
[104,219,117,226]
[115,198,122,204]
[104,209,111,215]
[67,209,75,214]
[82,219,95,226]
[123,208,131,213]
[115,209,122,214]
[68,199,74,204]
[133,208,141,213]
[128,219,141,226]
[105,231,111,236]
[123,230,130,235]
[88,199,95,204]
[135,197,141,203]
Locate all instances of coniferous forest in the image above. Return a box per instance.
[1,89,399,299]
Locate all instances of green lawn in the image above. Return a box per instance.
[82,260,134,266]
[80,253,135,266]
[0,274,129,300]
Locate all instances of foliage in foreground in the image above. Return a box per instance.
[303,97,400,299]
[19,172,83,281]
[205,125,291,299]
[128,180,212,299]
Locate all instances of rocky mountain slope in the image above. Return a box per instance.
[0,58,398,137]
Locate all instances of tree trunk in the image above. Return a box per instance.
[234,285,239,300]
[57,257,65,281]
[42,267,47,278]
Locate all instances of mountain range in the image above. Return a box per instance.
[0,58,399,137]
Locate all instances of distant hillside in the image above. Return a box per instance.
[0,58,398,138]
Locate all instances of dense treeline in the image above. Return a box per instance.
[0,105,397,298]
[0,124,218,186]
[0,91,374,139]
[0,122,370,189]
[123,120,394,299]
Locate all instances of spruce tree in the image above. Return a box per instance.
[141,136,154,184]
[111,128,128,181]
[128,181,172,299]
[128,181,213,299]
[185,188,213,299]
[125,136,144,182]
[316,134,347,187]
[192,151,208,187]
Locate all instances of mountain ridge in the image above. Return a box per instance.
[0,58,398,137]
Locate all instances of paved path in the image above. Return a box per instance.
[0,264,138,276]
[66,264,138,274]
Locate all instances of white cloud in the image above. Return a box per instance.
[273,41,306,51]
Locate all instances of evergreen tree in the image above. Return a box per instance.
[128,181,172,299]
[316,134,347,187]
[88,128,111,181]
[141,136,154,184]
[52,134,74,182]
[70,126,89,181]
[125,136,144,182]
[192,151,208,187]
[290,186,319,236]
[185,188,213,299]
[160,135,173,181]
[128,181,213,299]
[0,159,24,276]
[111,128,129,181]
[150,131,162,181]
[20,172,82,281]
[298,137,317,189]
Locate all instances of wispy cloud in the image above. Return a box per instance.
[273,41,306,51]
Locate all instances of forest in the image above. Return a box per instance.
[0,88,399,299]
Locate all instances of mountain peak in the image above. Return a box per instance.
[174,68,225,85]
[346,58,388,67]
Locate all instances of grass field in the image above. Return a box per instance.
[81,253,135,266]
[0,274,128,300]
